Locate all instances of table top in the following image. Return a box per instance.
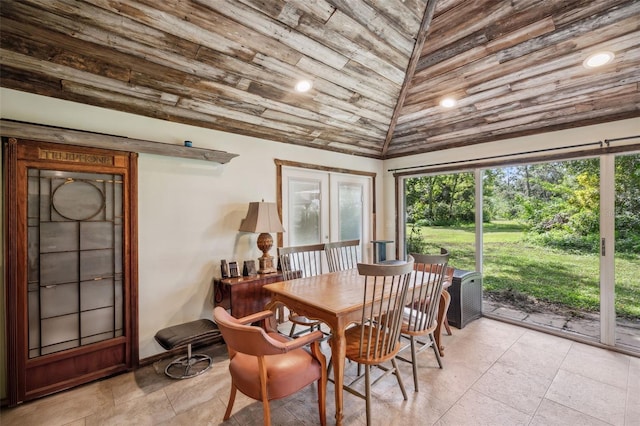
[264,268,435,317]
[264,269,366,315]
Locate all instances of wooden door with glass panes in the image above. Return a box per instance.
[4,138,138,405]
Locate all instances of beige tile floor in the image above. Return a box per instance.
[2,317,638,426]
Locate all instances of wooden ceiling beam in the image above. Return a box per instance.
[380,0,438,158]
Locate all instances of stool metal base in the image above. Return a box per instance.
[164,343,212,379]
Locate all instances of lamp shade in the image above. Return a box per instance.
[239,201,285,233]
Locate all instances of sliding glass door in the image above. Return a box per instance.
[400,152,639,353]
[613,153,640,352]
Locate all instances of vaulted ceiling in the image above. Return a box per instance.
[1,0,639,159]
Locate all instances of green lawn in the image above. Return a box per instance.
[409,221,640,319]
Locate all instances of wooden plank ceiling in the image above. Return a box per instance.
[1,0,639,159]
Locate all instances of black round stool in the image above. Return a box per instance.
[154,319,222,379]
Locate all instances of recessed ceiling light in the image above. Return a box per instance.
[583,51,615,68]
[295,80,312,92]
[440,97,457,108]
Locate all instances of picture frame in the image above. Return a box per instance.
[220,259,229,278]
[228,261,240,278]
[243,260,257,276]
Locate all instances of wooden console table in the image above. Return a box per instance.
[214,273,283,319]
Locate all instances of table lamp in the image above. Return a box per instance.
[239,201,285,274]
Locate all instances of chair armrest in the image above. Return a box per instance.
[283,330,324,351]
[236,310,275,325]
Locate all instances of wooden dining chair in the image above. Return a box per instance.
[278,243,326,337]
[213,307,327,426]
[338,257,414,426]
[324,239,360,272]
[398,249,449,391]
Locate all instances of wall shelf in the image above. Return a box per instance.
[0,119,239,164]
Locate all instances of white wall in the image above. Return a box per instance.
[0,88,384,364]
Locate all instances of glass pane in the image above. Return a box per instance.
[338,182,362,241]
[41,313,79,349]
[289,179,321,245]
[81,279,114,311]
[614,153,640,352]
[28,175,39,219]
[41,283,78,319]
[482,160,601,343]
[27,226,39,283]
[28,289,40,355]
[52,180,105,221]
[114,279,123,331]
[40,252,78,286]
[80,249,114,281]
[80,222,113,250]
[41,222,78,253]
[404,172,476,269]
[81,307,114,338]
[114,225,123,274]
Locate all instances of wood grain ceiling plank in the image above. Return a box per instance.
[86,0,256,61]
[19,0,201,57]
[196,0,349,70]
[552,0,631,28]
[139,0,304,66]
[405,16,639,109]
[396,75,640,142]
[250,53,353,102]
[325,0,416,55]
[362,0,424,33]
[295,12,405,84]
[396,86,512,125]
[0,49,178,104]
[0,66,65,98]
[498,0,640,63]
[2,1,230,84]
[295,56,398,108]
[322,10,409,75]
[0,19,131,83]
[287,0,336,22]
[415,93,640,145]
[485,84,640,123]
[421,0,514,55]
[313,93,392,125]
[186,77,384,138]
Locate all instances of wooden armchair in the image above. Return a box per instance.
[278,243,326,336]
[398,250,450,391]
[213,307,327,426]
[337,258,414,425]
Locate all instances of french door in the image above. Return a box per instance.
[4,138,138,405]
[280,166,372,260]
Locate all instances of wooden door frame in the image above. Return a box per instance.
[3,137,139,405]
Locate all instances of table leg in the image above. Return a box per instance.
[329,329,346,425]
[434,290,451,357]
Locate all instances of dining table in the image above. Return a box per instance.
[263,267,450,425]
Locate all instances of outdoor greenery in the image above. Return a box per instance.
[405,155,640,320]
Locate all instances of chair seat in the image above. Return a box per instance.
[229,333,323,401]
[288,313,321,326]
[344,324,401,365]
[155,319,221,350]
[401,306,437,336]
